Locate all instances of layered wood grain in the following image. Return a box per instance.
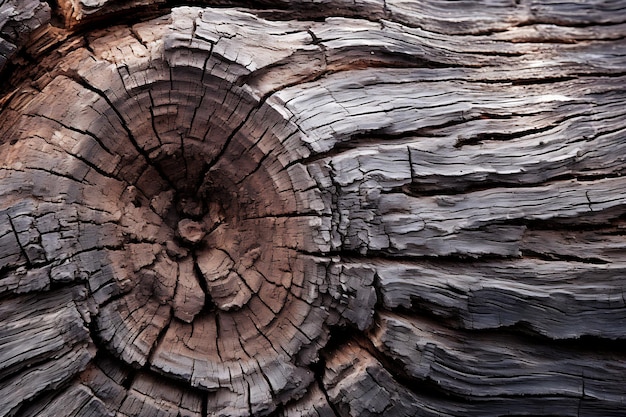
[1,0,625,416]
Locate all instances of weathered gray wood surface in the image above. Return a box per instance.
[1,0,626,416]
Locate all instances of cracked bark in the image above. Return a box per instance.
[1,0,626,416]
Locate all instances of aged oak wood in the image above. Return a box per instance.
[1,0,626,416]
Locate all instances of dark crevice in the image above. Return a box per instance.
[333,49,466,69]
[192,252,216,316]
[146,309,173,365]
[10,376,81,417]
[7,164,87,186]
[521,249,610,265]
[397,173,577,197]
[298,116,484,166]
[298,247,524,264]
[194,100,260,193]
[235,53,327,94]
[6,215,32,268]
[307,29,321,45]
[213,311,223,362]
[308,347,340,417]
[63,71,177,191]
[242,211,322,220]
[43,0,65,28]
[509,320,626,355]
[454,122,563,148]
[571,71,626,79]
[504,212,626,232]
[388,294,465,329]
[121,367,138,391]
[29,113,115,156]
[202,392,209,417]
[511,76,578,85]
[148,90,165,146]
[265,403,285,417]
[29,133,119,182]
[516,17,626,30]
[187,51,214,192]
[395,170,626,198]
[234,134,273,186]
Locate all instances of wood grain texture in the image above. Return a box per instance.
[0,0,625,416]
[0,0,49,73]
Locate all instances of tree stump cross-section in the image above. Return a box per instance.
[1,1,626,416]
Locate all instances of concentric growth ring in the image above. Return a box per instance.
[0,9,346,415]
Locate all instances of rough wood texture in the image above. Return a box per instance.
[0,0,49,73]
[1,0,626,416]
